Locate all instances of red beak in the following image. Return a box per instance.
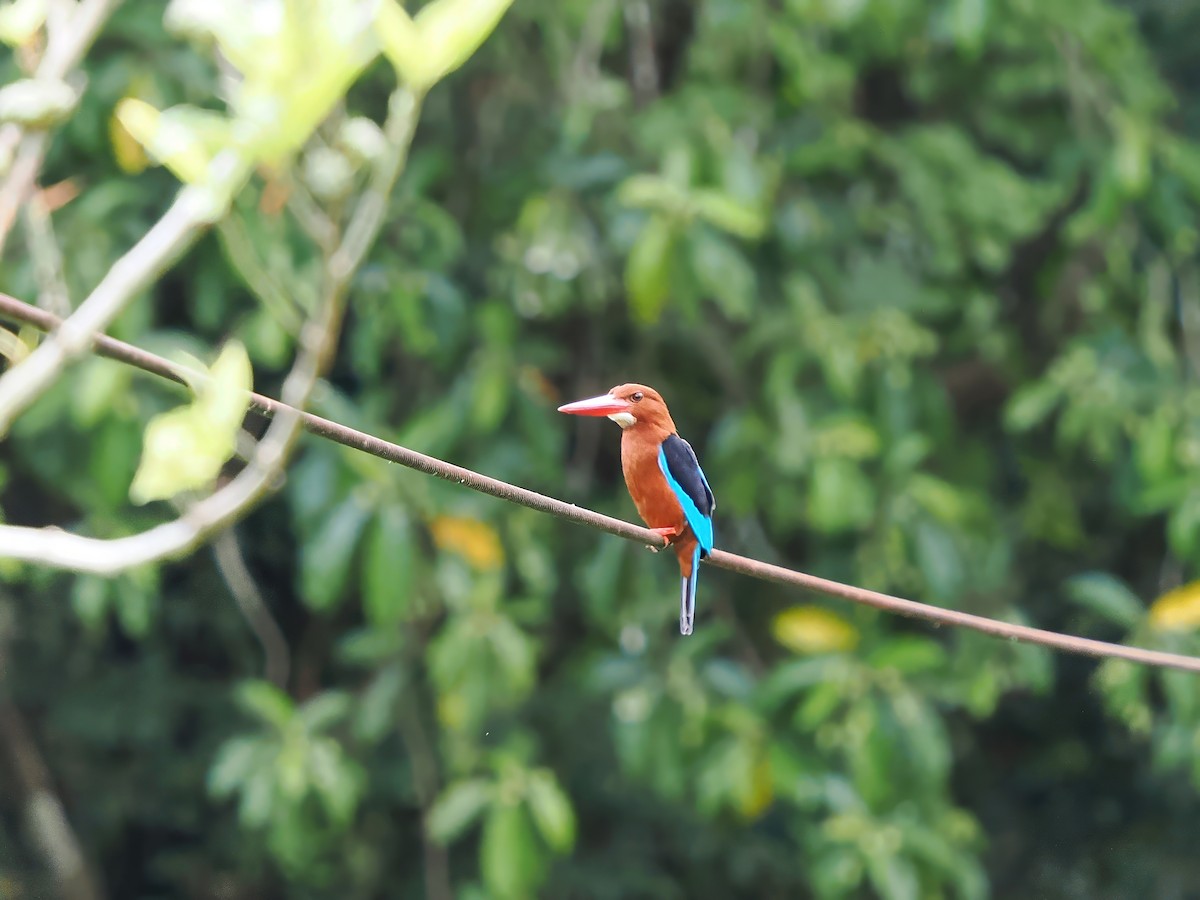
[557,393,631,416]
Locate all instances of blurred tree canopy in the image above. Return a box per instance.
[3,0,1200,897]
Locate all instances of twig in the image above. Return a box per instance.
[397,642,453,900]
[285,175,338,252]
[217,214,304,333]
[22,190,72,315]
[0,606,104,900]
[0,701,105,900]
[212,529,291,688]
[623,0,659,105]
[329,88,422,282]
[0,293,1197,674]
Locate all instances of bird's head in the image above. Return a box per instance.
[557,383,675,432]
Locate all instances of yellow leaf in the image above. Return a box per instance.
[430,516,504,570]
[203,340,255,431]
[114,99,236,184]
[129,341,252,505]
[1149,580,1200,632]
[110,105,148,174]
[738,754,773,821]
[0,0,45,47]
[772,605,859,654]
[437,690,467,730]
[374,0,425,85]
[0,327,31,365]
[376,0,515,90]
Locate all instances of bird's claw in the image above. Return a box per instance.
[645,525,679,553]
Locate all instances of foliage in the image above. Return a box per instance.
[4,0,1200,897]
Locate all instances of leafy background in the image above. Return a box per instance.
[4,0,1200,897]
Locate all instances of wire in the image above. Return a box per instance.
[2,291,1198,673]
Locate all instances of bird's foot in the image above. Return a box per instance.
[645,525,680,553]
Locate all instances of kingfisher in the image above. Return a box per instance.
[558,383,716,635]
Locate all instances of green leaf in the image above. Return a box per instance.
[1065,573,1144,628]
[1004,380,1060,432]
[951,0,987,53]
[481,802,542,899]
[617,173,686,213]
[1168,490,1200,562]
[299,691,352,733]
[355,663,405,743]
[865,849,919,900]
[689,229,756,321]
[812,413,881,461]
[807,458,875,533]
[913,521,964,601]
[71,576,110,633]
[867,637,948,674]
[691,189,766,239]
[71,358,132,428]
[427,778,493,844]
[235,680,295,730]
[363,504,415,626]
[113,577,155,638]
[300,494,371,610]
[625,214,676,325]
[308,736,363,825]
[526,769,576,852]
[795,681,845,731]
[208,736,263,798]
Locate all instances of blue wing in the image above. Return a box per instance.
[658,434,716,555]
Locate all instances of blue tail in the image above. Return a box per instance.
[679,544,701,635]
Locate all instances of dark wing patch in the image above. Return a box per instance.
[658,434,716,553]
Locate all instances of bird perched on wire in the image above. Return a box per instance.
[558,383,715,635]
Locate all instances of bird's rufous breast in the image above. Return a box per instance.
[620,431,686,534]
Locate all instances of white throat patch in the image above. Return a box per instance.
[608,411,636,429]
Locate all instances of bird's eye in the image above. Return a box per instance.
[632,391,644,402]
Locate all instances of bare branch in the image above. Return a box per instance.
[1,290,1198,674]
[212,530,291,688]
[329,89,422,282]
[217,214,305,333]
[22,189,71,315]
[0,610,105,900]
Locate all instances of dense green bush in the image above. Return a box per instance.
[3,0,1200,897]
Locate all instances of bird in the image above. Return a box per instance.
[558,383,715,635]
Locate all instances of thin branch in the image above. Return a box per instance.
[0,0,121,257]
[212,529,291,688]
[0,604,105,900]
[329,88,422,282]
[22,189,72,315]
[216,215,304,333]
[397,642,453,900]
[0,701,106,900]
[0,294,1197,674]
[623,0,659,106]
